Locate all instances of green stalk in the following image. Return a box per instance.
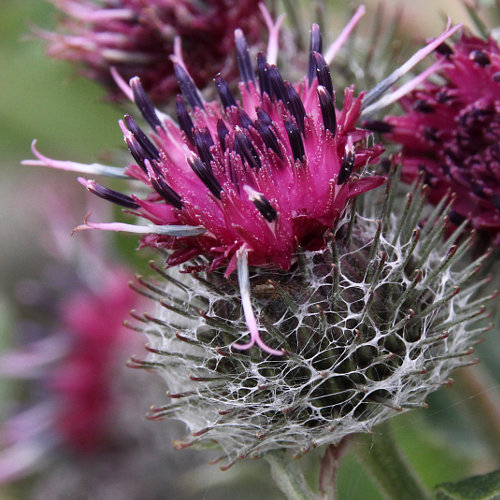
[353,422,431,500]
[265,450,320,500]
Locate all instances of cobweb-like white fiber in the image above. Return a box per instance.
[129,177,491,468]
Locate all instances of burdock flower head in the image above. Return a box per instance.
[39,0,263,101]
[25,17,489,467]
[27,19,389,353]
[367,32,500,244]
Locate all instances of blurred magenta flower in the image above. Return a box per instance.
[367,33,500,244]
[0,255,136,482]
[40,0,263,101]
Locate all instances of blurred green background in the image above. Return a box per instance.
[1,1,498,499]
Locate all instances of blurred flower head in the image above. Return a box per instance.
[0,223,137,482]
[40,0,264,102]
[367,32,500,244]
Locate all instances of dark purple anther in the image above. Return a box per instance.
[337,148,355,185]
[176,95,195,144]
[126,134,158,173]
[256,107,272,126]
[235,29,255,86]
[414,99,434,113]
[284,119,305,162]
[492,194,500,210]
[470,50,491,66]
[313,52,334,98]
[317,85,336,135]
[130,77,163,130]
[174,63,204,109]
[471,183,486,198]
[252,193,277,222]
[362,120,394,133]
[448,210,467,225]
[215,74,237,109]
[235,130,261,169]
[267,64,287,103]
[188,155,222,199]
[148,166,184,209]
[86,180,140,209]
[217,119,229,150]
[253,118,282,158]
[237,109,253,129]
[124,115,160,161]
[435,42,454,57]
[284,82,306,135]
[424,126,440,143]
[194,128,215,168]
[308,23,323,86]
[257,53,271,97]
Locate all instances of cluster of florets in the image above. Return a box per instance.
[367,33,500,244]
[40,0,263,101]
[129,175,491,468]
[77,27,384,272]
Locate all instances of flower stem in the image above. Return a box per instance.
[353,422,431,500]
[265,450,320,500]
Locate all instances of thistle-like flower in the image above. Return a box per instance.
[39,0,263,101]
[24,15,485,469]
[27,22,390,354]
[366,32,500,244]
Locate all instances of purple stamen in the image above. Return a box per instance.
[234,130,261,169]
[187,155,222,199]
[313,52,334,98]
[308,23,323,86]
[130,77,162,130]
[174,63,204,109]
[79,178,139,209]
[317,85,337,135]
[124,115,160,161]
[217,119,229,151]
[176,95,195,144]
[234,28,255,86]
[215,74,237,109]
[284,119,305,162]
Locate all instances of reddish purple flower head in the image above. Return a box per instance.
[41,0,263,101]
[73,28,384,274]
[26,16,463,354]
[369,33,500,243]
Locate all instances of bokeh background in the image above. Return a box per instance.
[1,1,499,499]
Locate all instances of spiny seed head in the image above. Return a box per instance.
[129,172,491,468]
[374,32,500,245]
[39,0,264,102]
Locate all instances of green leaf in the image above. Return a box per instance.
[434,469,500,500]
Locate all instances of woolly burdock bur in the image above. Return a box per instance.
[129,171,492,468]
